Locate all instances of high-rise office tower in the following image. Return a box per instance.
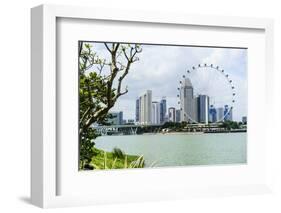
[216,107,224,122]
[224,105,233,121]
[193,96,199,122]
[209,105,217,123]
[180,78,197,123]
[198,95,210,124]
[139,90,152,124]
[168,107,176,122]
[135,98,140,123]
[152,101,161,124]
[175,109,181,123]
[160,97,167,124]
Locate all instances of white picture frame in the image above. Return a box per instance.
[31,4,274,208]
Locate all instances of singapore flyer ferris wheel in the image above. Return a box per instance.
[177,63,236,124]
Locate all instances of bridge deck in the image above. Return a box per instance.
[93,124,163,129]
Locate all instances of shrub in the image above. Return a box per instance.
[112,147,125,159]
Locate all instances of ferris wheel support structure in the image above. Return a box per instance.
[177,63,236,124]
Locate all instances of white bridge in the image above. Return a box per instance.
[93,124,163,136]
[93,123,245,136]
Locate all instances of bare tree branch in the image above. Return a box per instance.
[104,43,112,53]
[80,107,91,124]
[114,43,120,52]
[122,48,130,61]
[79,42,142,136]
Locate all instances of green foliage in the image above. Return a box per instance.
[90,148,145,169]
[79,71,115,125]
[112,147,125,159]
[219,121,241,130]
[79,42,111,170]
[181,121,188,127]
[78,41,142,169]
[79,127,98,169]
[162,122,184,129]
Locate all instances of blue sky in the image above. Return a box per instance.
[86,42,247,122]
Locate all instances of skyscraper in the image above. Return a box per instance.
[198,95,210,124]
[193,96,199,122]
[152,101,161,124]
[135,98,140,123]
[209,105,217,123]
[160,97,167,124]
[224,105,233,121]
[175,109,181,123]
[216,107,224,122]
[180,78,197,123]
[139,90,152,124]
[168,107,176,122]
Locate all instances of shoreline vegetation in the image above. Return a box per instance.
[82,147,145,170]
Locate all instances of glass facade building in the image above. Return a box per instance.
[135,98,140,123]
[198,95,210,124]
[224,105,233,121]
[160,97,167,124]
[209,105,217,123]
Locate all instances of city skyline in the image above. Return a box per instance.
[109,81,242,123]
[90,43,247,121]
[109,85,241,124]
